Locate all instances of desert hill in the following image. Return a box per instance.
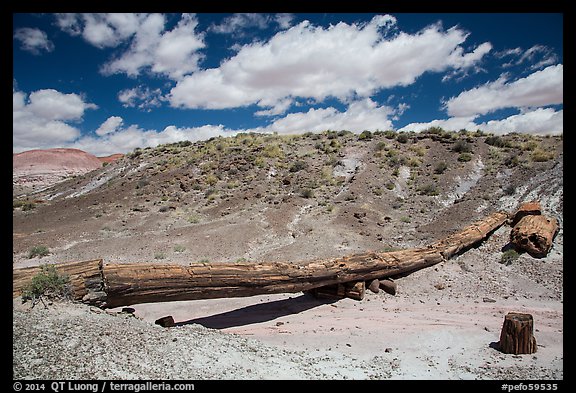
[12,129,563,379]
[13,148,122,195]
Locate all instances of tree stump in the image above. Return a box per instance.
[497,312,537,354]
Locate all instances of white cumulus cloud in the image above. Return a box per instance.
[444,64,563,117]
[100,13,205,80]
[13,27,54,55]
[13,87,98,152]
[95,116,124,136]
[169,15,491,114]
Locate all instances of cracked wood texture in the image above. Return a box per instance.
[13,211,508,308]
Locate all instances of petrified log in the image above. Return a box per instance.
[510,201,541,226]
[497,312,537,354]
[13,211,508,308]
[510,214,559,258]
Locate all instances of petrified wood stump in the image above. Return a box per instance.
[497,312,537,354]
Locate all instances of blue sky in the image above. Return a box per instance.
[13,13,563,156]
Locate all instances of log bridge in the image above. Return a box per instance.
[13,210,512,309]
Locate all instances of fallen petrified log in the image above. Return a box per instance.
[510,201,541,226]
[510,214,559,258]
[13,211,508,309]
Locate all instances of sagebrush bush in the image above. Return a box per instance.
[28,245,50,259]
[21,264,70,304]
[500,249,520,265]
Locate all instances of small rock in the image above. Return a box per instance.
[275,321,284,326]
[482,297,497,303]
[379,278,397,295]
[385,347,393,353]
[155,316,175,327]
[367,279,380,294]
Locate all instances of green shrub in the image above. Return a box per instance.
[289,160,308,173]
[358,130,373,140]
[500,249,520,265]
[14,200,36,211]
[173,245,186,253]
[28,245,50,259]
[457,153,473,162]
[418,184,439,196]
[453,140,473,153]
[300,188,314,199]
[21,264,70,303]
[531,148,554,162]
[434,162,448,174]
[396,133,409,143]
[485,135,511,148]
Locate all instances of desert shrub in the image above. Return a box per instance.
[434,161,448,174]
[135,178,149,189]
[14,200,36,211]
[502,184,516,195]
[457,153,473,162]
[383,130,396,139]
[289,160,308,173]
[485,135,511,148]
[205,174,218,186]
[531,148,554,162]
[263,144,284,158]
[453,140,473,153]
[418,183,439,196]
[375,141,387,151]
[358,130,373,140]
[21,264,70,304]
[424,126,445,135]
[500,249,520,265]
[300,188,314,199]
[396,133,409,144]
[28,245,50,259]
[127,148,142,159]
[504,154,521,168]
[173,245,186,253]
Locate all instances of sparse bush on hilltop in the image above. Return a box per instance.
[396,133,409,144]
[358,130,373,140]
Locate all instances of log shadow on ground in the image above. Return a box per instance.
[176,293,338,329]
